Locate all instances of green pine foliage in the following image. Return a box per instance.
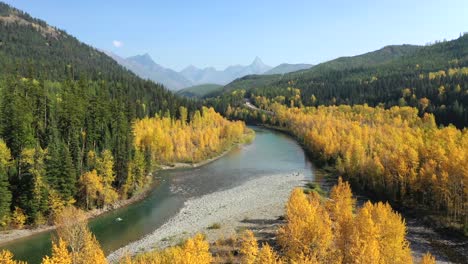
[211,35,468,128]
[0,2,202,227]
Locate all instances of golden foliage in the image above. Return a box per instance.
[123,233,212,264]
[79,150,118,208]
[278,182,414,264]
[419,252,436,264]
[41,238,72,264]
[10,207,27,229]
[268,102,467,227]
[278,189,333,262]
[326,177,355,263]
[255,244,283,264]
[0,250,26,264]
[133,107,250,165]
[239,230,258,264]
[123,181,434,264]
[53,207,107,264]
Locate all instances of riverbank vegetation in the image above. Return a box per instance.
[0,88,251,231]
[0,5,253,232]
[0,3,209,231]
[1,207,107,264]
[133,106,253,166]
[111,179,436,264]
[223,95,467,235]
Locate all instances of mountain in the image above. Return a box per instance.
[215,35,468,127]
[108,53,274,89]
[219,44,423,94]
[106,52,192,90]
[264,63,313,74]
[180,57,272,85]
[177,84,223,98]
[0,1,198,203]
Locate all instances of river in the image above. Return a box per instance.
[1,126,466,264]
[0,126,315,263]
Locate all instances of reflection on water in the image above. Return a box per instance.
[1,126,315,263]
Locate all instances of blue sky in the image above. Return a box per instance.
[4,0,468,70]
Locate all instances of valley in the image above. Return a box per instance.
[0,1,466,264]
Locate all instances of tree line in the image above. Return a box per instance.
[224,97,467,234]
[0,73,253,229]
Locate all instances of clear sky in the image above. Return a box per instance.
[4,0,468,71]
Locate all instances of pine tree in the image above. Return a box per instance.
[0,78,36,158]
[45,138,76,203]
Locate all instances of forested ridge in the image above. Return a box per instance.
[211,34,468,127]
[0,2,252,230]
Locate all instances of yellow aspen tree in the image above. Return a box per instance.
[240,230,258,264]
[179,233,212,264]
[371,202,412,264]
[48,190,66,221]
[0,250,26,264]
[349,202,381,264]
[10,207,27,229]
[96,150,118,206]
[326,177,355,263]
[42,238,72,264]
[255,244,283,264]
[128,234,211,264]
[79,170,103,210]
[77,232,107,264]
[54,206,107,264]
[278,189,333,262]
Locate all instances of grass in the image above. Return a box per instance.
[208,223,222,230]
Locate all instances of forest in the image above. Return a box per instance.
[210,34,468,128]
[224,96,468,234]
[0,179,435,264]
[0,2,252,230]
[0,80,251,228]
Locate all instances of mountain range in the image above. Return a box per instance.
[105,52,193,90]
[107,53,313,90]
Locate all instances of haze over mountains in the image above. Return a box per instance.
[107,52,313,90]
[105,52,193,90]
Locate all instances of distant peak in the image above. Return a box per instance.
[139,53,152,59]
[127,53,157,66]
[252,56,264,65]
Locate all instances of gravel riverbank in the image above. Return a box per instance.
[107,172,306,262]
[0,143,247,246]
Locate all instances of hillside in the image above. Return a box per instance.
[177,83,223,98]
[0,2,200,228]
[212,36,468,127]
[218,44,423,94]
[264,63,313,74]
